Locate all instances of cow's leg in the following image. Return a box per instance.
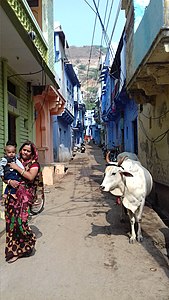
[136,218,143,242]
[128,210,136,243]
[135,200,145,242]
[120,204,128,223]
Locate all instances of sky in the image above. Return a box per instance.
[54,0,150,52]
[54,0,126,50]
[134,0,150,32]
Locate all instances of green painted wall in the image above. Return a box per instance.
[42,0,54,73]
[0,61,35,195]
[7,65,34,147]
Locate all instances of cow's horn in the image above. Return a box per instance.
[106,151,111,163]
[118,155,128,166]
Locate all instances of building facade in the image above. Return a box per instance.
[73,86,86,147]
[99,31,138,154]
[122,0,169,214]
[53,25,83,161]
[0,0,65,170]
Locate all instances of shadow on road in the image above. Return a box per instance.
[86,143,169,278]
[30,225,43,239]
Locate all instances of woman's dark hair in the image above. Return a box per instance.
[19,140,35,156]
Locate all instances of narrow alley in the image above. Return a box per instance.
[0,144,169,300]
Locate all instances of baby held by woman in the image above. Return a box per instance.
[0,141,24,202]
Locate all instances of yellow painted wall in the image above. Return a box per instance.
[138,89,169,187]
[0,60,4,158]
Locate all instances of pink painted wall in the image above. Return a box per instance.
[34,86,65,164]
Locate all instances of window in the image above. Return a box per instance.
[7,80,19,108]
[7,80,16,96]
[8,113,16,142]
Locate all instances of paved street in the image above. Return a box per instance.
[0,144,169,300]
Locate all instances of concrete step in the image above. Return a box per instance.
[0,218,5,236]
[42,163,67,185]
[0,205,5,219]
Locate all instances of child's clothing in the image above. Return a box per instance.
[0,156,24,195]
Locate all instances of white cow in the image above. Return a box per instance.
[117,152,139,161]
[100,153,153,243]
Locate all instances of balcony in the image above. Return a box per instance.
[58,107,74,124]
[0,0,58,87]
[124,0,169,103]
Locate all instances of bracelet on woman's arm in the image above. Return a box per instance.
[21,169,25,176]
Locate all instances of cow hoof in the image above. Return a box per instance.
[137,236,143,243]
[129,237,136,244]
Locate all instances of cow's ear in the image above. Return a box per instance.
[122,172,133,177]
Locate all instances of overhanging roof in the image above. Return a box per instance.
[0,4,59,89]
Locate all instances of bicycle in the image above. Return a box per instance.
[30,172,45,215]
[30,196,45,215]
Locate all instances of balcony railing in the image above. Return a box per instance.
[6,0,48,62]
[127,0,169,86]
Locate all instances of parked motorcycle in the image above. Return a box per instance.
[103,144,121,162]
[108,145,120,162]
[80,143,86,153]
[73,143,86,154]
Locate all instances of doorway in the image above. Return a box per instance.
[132,118,138,154]
[8,113,16,143]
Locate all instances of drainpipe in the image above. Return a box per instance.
[2,59,8,144]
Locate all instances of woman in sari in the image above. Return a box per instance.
[4,140,40,263]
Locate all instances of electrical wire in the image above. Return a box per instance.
[7,69,44,79]
[84,0,113,104]
[86,0,100,103]
[91,0,126,103]
[139,117,169,144]
[95,0,115,95]
[97,0,111,81]
[141,109,169,120]
[92,0,110,48]
[68,0,125,108]
[107,0,122,60]
[105,0,114,33]
[83,0,96,14]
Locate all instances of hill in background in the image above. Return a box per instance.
[66,46,107,109]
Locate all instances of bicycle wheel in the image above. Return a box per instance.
[30,197,45,215]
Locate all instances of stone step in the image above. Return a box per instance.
[0,219,5,238]
[42,163,67,185]
[0,206,5,219]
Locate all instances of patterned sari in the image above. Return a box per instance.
[5,143,39,261]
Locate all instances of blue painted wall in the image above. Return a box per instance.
[53,116,72,161]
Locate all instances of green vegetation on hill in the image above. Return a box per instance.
[66,45,106,107]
